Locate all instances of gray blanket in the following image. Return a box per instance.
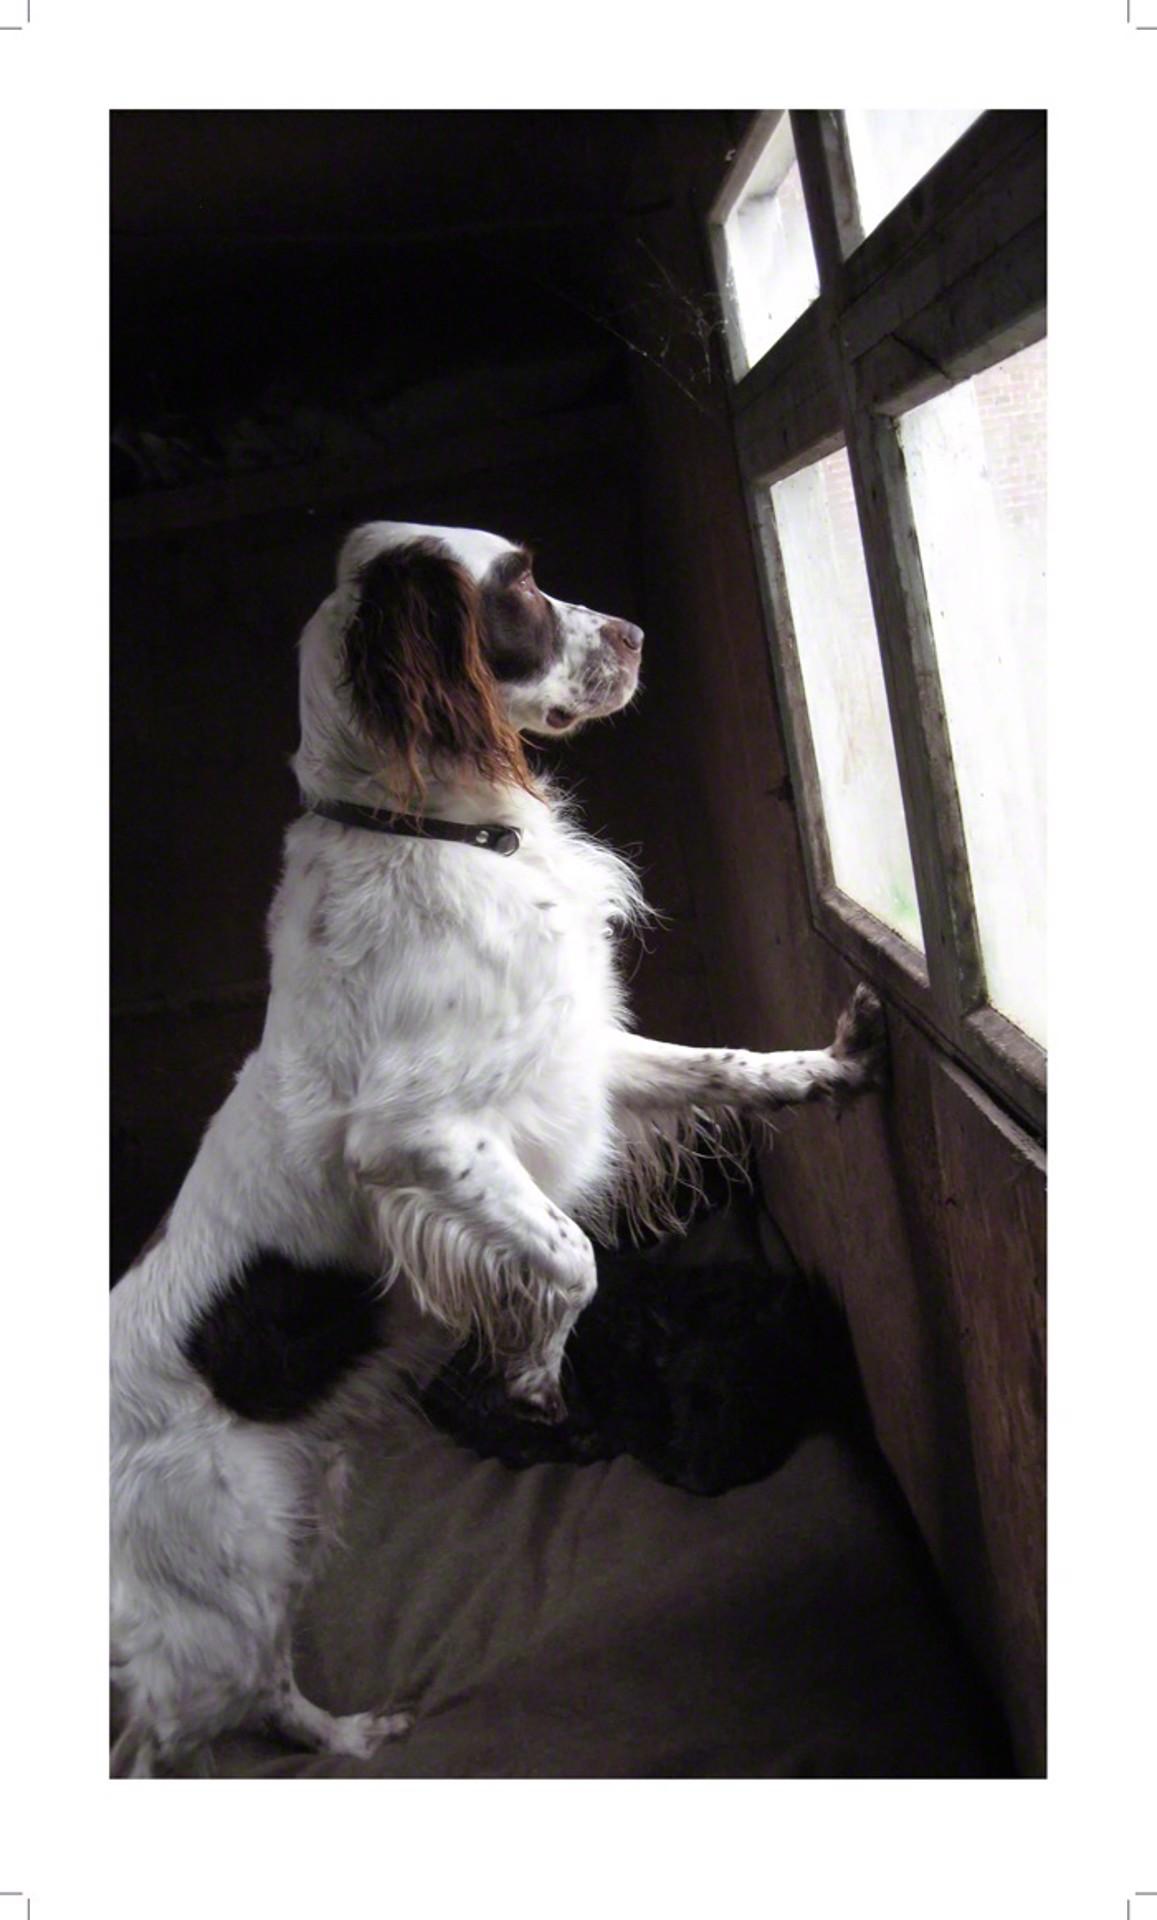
[212,1401,1010,1778]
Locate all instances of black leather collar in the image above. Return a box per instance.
[309,798,522,857]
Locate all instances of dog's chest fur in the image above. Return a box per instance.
[264,799,641,1208]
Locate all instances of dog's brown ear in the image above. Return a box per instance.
[341,539,532,802]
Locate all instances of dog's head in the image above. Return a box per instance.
[295,522,644,804]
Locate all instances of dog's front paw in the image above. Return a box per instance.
[828,984,888,1100]
[537,1213,598,1310]
[504,1366,569,1424]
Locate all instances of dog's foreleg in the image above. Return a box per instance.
[608,984,887,1120]
[348,1117,597,1418]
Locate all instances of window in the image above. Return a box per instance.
[770,448,923,950]
[713,111,1046,1131]
[898,339,1046,1045]
[842,109,982,239]
[709,112,820,380]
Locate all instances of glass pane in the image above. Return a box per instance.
[844,109,983,239]
[771,448,923,950]
[720,115,820,371]
[899,339,1046,1044]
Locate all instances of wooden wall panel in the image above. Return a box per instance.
[927,1062,1046,1769]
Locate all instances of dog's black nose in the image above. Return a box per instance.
[604,619,644,656]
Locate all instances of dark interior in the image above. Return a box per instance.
[111,110,1044,1776]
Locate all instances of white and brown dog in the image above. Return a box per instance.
[111,521,886,1775]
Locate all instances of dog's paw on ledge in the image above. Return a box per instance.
[829,983,889,1101]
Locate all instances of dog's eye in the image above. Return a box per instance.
[516,571,536,595]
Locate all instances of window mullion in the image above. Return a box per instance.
[846,413,985,1029]
[789,111,852,294]
[792,110,984,1038]
[813,109,864,263]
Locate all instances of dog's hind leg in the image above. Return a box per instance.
[261,1654,411,1760]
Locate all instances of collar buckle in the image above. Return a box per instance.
[309,800,521,858]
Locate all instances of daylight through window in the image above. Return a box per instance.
[711,110,1046,1127]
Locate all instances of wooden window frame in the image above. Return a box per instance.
[710,109,1046,1138]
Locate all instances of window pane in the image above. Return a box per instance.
[844,109,982,239]
[720,115,819,372]
[771,448,923,950]
[898,339,1046,1044]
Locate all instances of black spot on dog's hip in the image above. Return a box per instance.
[183,1252,387,1422]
